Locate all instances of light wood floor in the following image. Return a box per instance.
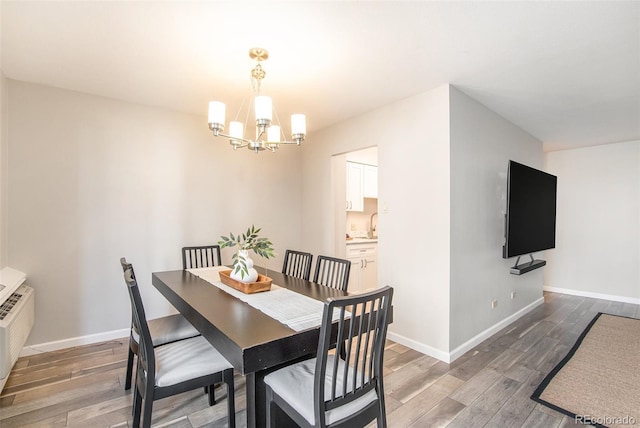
[1,292,638,427]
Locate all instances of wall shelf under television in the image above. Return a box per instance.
[509,254,546,275]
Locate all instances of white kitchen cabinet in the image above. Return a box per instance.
[347,162,378,211]
[346,242,378,293]
[363,165,378,198]
[346,162,364,212]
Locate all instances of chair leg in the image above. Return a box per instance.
[377,414,387,428]
[225,369,236,428]
[205,385,217,405]
[131,378,139,416]
[265,385,274,428]
[208,384,216,406]
[125,347,135,390]
[132,387,142,428]
[377,381,387,428]
[141,389,154,428]
[130,364,139,416]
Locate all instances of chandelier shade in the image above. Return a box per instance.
[207,48,306,153]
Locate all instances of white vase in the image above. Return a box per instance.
[230,250,259,283]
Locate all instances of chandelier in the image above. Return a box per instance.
[207,48,307,153]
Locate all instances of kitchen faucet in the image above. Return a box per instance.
[368,212,378,238]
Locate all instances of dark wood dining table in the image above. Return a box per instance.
[152,267,349,428]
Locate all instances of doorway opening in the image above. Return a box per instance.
[331,147,378,293]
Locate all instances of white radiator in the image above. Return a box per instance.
[0,267,32,392]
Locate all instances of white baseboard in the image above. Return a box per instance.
[543,286,640,305]
[448,297,544,362]
[20,328,130,357]
[0,374,8,394]
[22,295,548,362]
[388,297,544,364]
[387,332,451,363]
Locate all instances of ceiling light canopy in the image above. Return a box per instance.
[207,48,307,153]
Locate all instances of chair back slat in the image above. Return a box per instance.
[363,301,378,384]
[313,255,351,292]
[314,286,393,424]
[331,308,345,401]
[182,245,222,269]
[352,300,368,390]
[282,250,313,280]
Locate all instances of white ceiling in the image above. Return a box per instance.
[1,1,638,152]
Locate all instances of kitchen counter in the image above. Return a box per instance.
[346,238,378,245]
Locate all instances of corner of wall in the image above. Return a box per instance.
[448,87,544,352]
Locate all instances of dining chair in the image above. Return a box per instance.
[313,255,351,292]
[264,286,394,428]
[182,245,222,269]
[121,258,236,428]
[282,249,313,280]
[121,261,200,392]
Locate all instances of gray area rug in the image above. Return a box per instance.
[531,313,640,428]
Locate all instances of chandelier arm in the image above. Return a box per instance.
[233,142,251,149]
[279,138,305,145]
[211,130,301,146]
[214,131,251,146]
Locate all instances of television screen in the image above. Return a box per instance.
[503,160,557,258]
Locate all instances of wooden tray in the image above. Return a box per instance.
[218,269,272,294]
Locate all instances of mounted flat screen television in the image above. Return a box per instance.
[503,161,557,274]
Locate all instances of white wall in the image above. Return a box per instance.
[301,85,452,357]
[1,2,6,267]
[345,147,377,165]
[6,80,302,345]
[449,87,544,350]
[301,84,546,360]
[544,141,640,302]
[2,76,553,359]
[5,79,549,360]
[0,72,6,268]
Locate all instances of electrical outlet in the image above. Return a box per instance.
[511,291,516,300]
[491,299,498,309]
[350,224,356,231]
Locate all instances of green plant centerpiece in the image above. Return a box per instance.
[218,225,275,283]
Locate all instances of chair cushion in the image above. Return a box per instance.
[264,355,378,425]
[131,313,200,347]
[154,336,233,387]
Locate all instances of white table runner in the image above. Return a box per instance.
[187,266,339,332]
